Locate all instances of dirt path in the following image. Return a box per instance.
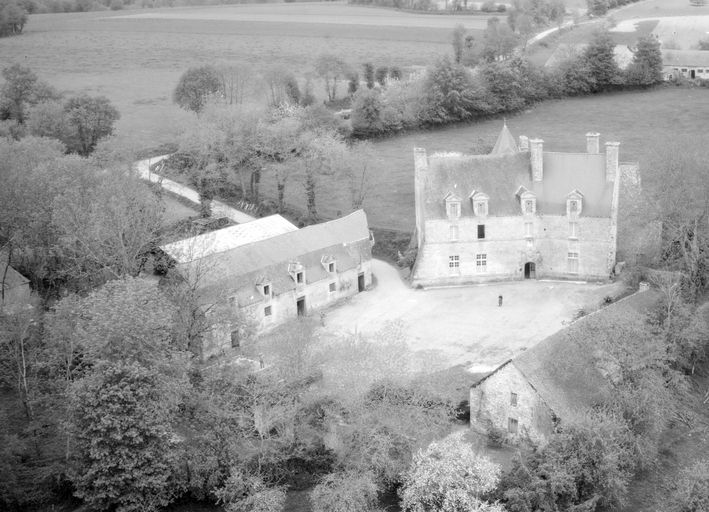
[321,259,626,372]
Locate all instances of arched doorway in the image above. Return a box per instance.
[524,262,536,279]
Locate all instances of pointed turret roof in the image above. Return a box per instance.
[490,122,519,156]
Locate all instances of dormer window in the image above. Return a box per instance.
[516,186,536,215]
[255,276,272,299]
[566,190,584,216]
[322,255,336,274]
[470,191,489,218]
[288,261,305,285]
[444,191,462,219]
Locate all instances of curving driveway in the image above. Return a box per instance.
[322,259,625,372]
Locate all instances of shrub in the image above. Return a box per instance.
[481,0,496,12]
[486,421,508,447]
[109,0,123,9]
[669,461,709,512]
[497,3,506,11]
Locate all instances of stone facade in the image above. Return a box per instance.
[412,128,639,287]
[469,362,554,444]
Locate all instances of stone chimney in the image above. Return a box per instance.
[519,135,529,153]
[586,132,600,154]
[605,142,619,182]
[530,139,544,182]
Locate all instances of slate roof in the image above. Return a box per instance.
[505,290,657,421]
[490,123,519,156]
[663,50,709,68]
[162,214,298,264]
[175,210,371,304]
[423,135,614,219]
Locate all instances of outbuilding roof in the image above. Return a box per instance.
[0,251,30,295]
[474,289,658,422]
[663,50,709,68]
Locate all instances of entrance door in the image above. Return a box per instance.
[296,297,305,316]
[691,69,696,79]
[358,273,365,292]
[524,262,536,279]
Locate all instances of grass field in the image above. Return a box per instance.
[0,2,484,153]
[615,0,709,20]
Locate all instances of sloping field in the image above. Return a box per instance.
[0,2,478,152]
[615,0,709,19]
[116,3,491,29]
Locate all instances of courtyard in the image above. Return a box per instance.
[320,259,627,372]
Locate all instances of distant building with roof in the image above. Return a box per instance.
[469,285,655,443]
[662,49,709,80]
[161,212,374,359]
[412,125,639,286]
[0,251,31,313]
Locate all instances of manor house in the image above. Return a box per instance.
[412,125,638,286]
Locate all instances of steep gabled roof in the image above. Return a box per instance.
[663,50,709,68]
[0,251,30,294]
[510,290,658,421]
[490,123,519,156]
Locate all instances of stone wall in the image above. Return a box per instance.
[470,363,554,444]
[413,214,612,285]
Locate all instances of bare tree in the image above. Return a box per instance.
[314,53,350,102]
[340,141,380,211]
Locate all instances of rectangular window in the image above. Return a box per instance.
[524,221,533,238]
[450,225,458,241]
[328,262,335,273]
[569,201,578,213]
[264,306,272,317]
[296,272,303,284]
[508,418,518,434]
[568,251,579,274]
[263,284,270,297]
[477,224,485,239]
[510,392,518,407]
[329,282,336,292]
[448,203,459,216]
[475,201,487,216]
[449,255,460,276]
[476,253,487,274]
[569,222,578,239]
[525,200,533,213]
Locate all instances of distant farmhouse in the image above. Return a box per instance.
[412,125,639,286]
[161,211,374,359]
[662,49,709,80]
[469,285,655,443]
[0,251,30,313]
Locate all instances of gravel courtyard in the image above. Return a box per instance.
[321,259,627,372]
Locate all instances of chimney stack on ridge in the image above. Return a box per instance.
[519,135,529,153]
[605,142,619,182]
[530,139,544,182]
[586,132,600,154]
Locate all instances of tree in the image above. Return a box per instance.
[363,62,375,89]
[298,131,347,220]
[626,35,663,85]
[0,0,28,37]
[0,64,61,123]
[451,24,467,63]
[63,94,120,156]
[52,168,164,285]
[339,141,379,211]
[310,471,379,512]
[173,64,222,113]
[482,17,519,61]
[347,71,359,95]
[399,431,505,512]
[583,30,623,91]
[698,36,709,51]
[375,66,389,87]
[64,277,189,512]
[216,62,257,105]
[256,116,302,213]
[215,469,287,512]
[314,53,350,102]
[350,88,384,136]
[25,99,72,144]
[263,65,297,107]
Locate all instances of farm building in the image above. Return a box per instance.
[0,251,31,313]
[161,212,374,359]
[662,50,709,80]
[411,125,640,286]
[469,285,656,443]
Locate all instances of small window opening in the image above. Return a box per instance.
[510,392,518,407]
[477,224,486,239]
[296,272,303,284]
[264,306,272,317]
[263,284,270,296]
[329,282,336,292]
[328,262,335,273]
[508,418,519,434]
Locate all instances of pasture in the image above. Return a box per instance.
[0,2,482,152]
[615,0,709,20]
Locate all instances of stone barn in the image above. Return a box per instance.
[469,287,656,443]
[412,125,640,286]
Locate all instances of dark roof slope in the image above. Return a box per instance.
[425,153,532,219]
[663,50,709,68]
[533,153,613,216]
[0,251,30,293]
[512,289,657,421]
